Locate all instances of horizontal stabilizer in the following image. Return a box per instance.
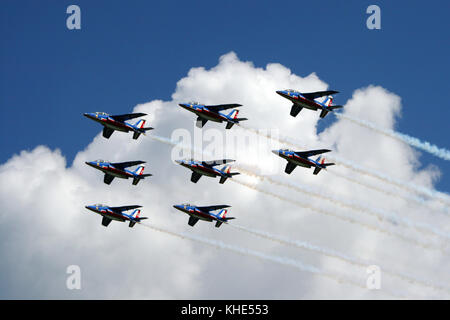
[128,218,148,228]
[319,109,329,118]
[132,127,153,140]
[132,174,152,185]
[225,122,234,129]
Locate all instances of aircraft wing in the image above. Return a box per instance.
[205,104,242,112]
[197,205,231,212]
[102,216,112,227]
[110,161,146,169]
[102,127,114,139]
[191,172,202,183]
[295,149,331,157]
[285,162,297,174]
[104,174,115,185]
[109,205,142,212]
[110,113,147,122]
[302,91,339,101]
[196,117,208,128]
[201,159,235,167]
[188,216,200,227]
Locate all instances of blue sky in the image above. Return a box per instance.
[1,0,449,191]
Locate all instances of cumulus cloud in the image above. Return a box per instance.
[0,52,448,299]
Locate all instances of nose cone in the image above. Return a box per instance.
[85,205,94,211]
[178,103,189,109]
[173,204,183,211]
[276,90,286,97]
[84,113,97,121]
[175,160,183,165]
[271,149,280,156]
[85,161,97,168]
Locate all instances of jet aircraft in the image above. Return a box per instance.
[85,204,147,227]
[178,102,247,129]
[85,160,152,185]
[175,159,240,184]
[172,204,235,228]
[83,112,153,139]
[272,149,335,175]
[276,89,342,118]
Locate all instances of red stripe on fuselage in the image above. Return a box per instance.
[292,154,314,166]
[197,109,224,121]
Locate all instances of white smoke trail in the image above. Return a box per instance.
[144,133,447,295]
[230,178,445,253]
[336,113,450,161]
[237,123,450,207]
[328,170,450,216]
[146,134,445,251]
[236,166,450,241]
[228,223,450,295]
[137,221,405,298]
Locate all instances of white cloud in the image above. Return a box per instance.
[0,52,448,299]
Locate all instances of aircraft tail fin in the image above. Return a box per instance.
[134,165,145,175]
[221,165,232,174]
[131,209,141,218]
[132,165,152,185]
[133,119,153,139]
[135,119,146,129]
[225,110,247,129]
[319,96,342,118]
[129,209,148,227]
[219,166,239,183]
[323,96,333,107]
[217,209,235,220]
[215,209,234,227]
[227,109,239,119]
[314,157,335,174]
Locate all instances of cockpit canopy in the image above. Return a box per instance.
[181,203,192,207]
[94,159,106,163]
[187,101,200,105]
[95,112,109,116]
[93,203,105,207]
[285,89,300,94]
